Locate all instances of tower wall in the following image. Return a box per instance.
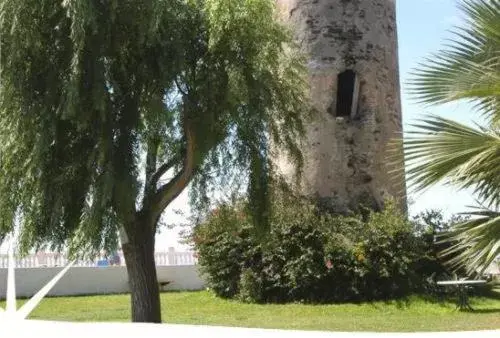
[275,0,407,212]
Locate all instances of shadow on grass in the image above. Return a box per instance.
[378,294,452,308]
[470,308,500,314]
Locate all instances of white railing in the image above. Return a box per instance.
[0,247,198,268]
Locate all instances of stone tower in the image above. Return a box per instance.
[275,0,407,213]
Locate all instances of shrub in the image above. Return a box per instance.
[191,196,450,303]
[238,267,263,303]
[410,210,470,295]
[192,202,254,298]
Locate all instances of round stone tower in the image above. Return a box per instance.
[275,0,407,213]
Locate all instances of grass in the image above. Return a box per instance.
[2,290,500,332]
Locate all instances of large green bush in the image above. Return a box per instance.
[191,196,447,303]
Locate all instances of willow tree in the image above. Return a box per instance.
[0,0,310,322]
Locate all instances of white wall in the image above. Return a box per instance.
[0,265,205,299]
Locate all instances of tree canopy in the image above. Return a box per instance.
[0,0,310,257]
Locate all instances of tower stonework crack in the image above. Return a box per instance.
[275,0,407,213]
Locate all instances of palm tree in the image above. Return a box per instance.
[405,0,500,275]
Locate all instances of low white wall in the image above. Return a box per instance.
[0,265,205,299]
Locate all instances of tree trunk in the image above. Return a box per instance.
[122,225,161,323]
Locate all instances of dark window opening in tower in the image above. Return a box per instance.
[336,70,359,118]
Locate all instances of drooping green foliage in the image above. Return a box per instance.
[0,0,310,257]
[405,0,500,275]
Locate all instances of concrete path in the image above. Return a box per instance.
[3,320,498,338]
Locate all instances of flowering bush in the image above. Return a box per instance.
[192,196,438,303]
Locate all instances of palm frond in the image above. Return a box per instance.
[404,115,500,210]
[437,207,500,275]
[406,0,500,277]
[408,0,500,124]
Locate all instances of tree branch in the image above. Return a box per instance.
[150,153,183,187]
[144,137,159,198]
[148,119,197,226]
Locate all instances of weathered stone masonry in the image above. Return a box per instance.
[275,0,407,213]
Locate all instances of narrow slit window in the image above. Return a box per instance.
[335,70,359,118]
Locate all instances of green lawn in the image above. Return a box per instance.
[2,291,500,332]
